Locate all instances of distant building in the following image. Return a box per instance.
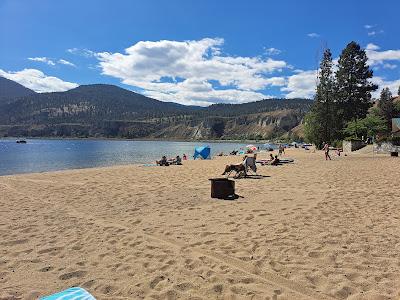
[393,118,400,137]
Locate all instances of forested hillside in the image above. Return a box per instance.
[0,79,312,140]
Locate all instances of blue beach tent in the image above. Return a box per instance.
[40,287,96,300]
[193,146,211,159]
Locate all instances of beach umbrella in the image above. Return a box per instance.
[193,146,211,160]
[246,144,257,151]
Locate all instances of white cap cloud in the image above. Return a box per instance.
[28,57,76,67]
[96,38,288,105]
[307,33,320,38]
[28,57,55,66]
[58,59,76,67]
[0,68,78,93]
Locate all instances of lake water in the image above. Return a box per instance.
[0,139,259,176]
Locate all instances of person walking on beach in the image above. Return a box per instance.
[278,144,284,156]
[322,142,331,160]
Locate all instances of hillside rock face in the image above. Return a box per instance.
[150,109,304,140]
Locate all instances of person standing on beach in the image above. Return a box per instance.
[278,144,284,156]
[322,142,331,160]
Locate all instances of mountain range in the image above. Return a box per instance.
[0,76,312,140]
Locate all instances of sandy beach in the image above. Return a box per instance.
[1,148,399,300]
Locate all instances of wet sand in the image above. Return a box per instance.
[0,148,399,299]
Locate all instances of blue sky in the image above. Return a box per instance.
[1,0,400,105]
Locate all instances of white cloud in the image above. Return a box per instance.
[371,76,400,98]
[265,47,281,55]
[364,24,375,29]
[0,69,78,93]
[307,33,320,38]
[28,56,76,67]
[58,59,76,67]
[366,43,380,51]
[367,30,384,36]
[281,70,317,98]
[366,44,400,66]
[28,57,56,66]
[67,48,96,57]
[96,38,288,105]
[143,86,271,106]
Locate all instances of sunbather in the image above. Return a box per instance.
[156,155,169,166]
[167,155,183,165]
[271,155,280,166]
[222,155,247,175]
[172,155,182,165]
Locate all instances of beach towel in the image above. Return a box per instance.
[40,287,96,300]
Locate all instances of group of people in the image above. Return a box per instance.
[156,153,187,166]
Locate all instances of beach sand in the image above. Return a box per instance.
[0,148,399,299]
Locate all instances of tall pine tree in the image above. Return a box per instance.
[335,41,377,122]
[314,49,336,143]
[378,87,394,131]
[304,49,337,146]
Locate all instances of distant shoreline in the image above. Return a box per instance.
[0,136,282,144]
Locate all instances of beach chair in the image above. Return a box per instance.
[244,156,257,176]
[224,157,257,178]
[40,287,96,300]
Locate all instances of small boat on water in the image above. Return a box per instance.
[16,140,27,144]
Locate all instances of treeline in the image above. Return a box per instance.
[305,41,400,148]
[0,83,312,126]
[203,98,312,117]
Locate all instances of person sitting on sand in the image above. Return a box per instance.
[156,156,169,166]
[182,153,187,160]
[270,155,280,166]
[174,155,182,165]
[230,150,238,155]
[222,155,247,175]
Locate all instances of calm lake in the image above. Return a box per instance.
[0,139,257,176]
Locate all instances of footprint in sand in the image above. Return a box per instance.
[149,275,166,289]
[39,266,54,272]
[59,270,87,280]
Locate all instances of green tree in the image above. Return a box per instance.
[335,41,378,122]
[314,49,337,142]
[395,101,400,116]
[304,111,323,146]
[343,115,386,139]
[304,49,337,147]
[377,87,394,131]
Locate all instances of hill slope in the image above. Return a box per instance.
[0,76,36,102]
[0,81,312,140]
